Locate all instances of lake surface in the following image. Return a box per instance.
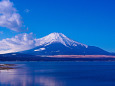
[0,61,115,86]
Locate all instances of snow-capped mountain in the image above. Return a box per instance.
[21,32,110,55]
[35,32,88,48]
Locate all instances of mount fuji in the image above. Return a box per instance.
[21,32,110,55]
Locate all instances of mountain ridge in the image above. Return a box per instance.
[21,32,110,55]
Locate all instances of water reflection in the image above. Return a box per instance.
[0,64,65,86]
[0,62,115,86]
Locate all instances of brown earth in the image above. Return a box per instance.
[0,64,15,70]
[46,55,115,58]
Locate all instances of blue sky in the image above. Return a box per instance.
[0,0,115,52]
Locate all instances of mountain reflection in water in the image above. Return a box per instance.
[0,62,115,86]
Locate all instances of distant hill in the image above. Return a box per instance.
[0,32,114,61]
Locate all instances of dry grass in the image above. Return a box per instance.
[47,55,115,58]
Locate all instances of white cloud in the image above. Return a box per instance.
[24,9,30,13]
[0,0,26,32]
[0,33,36,54]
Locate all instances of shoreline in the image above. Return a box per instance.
[46,55,115,58]
[0,55,115,61]
[0,64,15,70]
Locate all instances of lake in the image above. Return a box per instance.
[0,61,115,86]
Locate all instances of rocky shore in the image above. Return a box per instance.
[0,64,15,70]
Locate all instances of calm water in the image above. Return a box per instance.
[0,61,115,86]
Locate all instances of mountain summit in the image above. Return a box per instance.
[35,32,88,48]
[21,32,110,55]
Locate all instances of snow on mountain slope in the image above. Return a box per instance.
[21,32,110,55]
[35,32,88,48]
[0,32,88,54]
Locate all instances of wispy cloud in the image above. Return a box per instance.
[0,0,26,32]
[0,31,3,34]
[0,33,36,54]
[24,9,30,13]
